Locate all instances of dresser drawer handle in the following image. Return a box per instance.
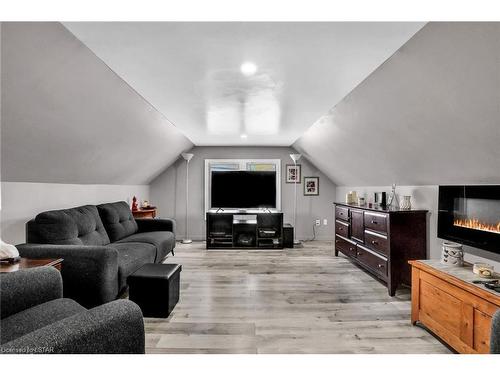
[349,247,355,251]
[335,240,340,243]
[371,240,378,245]
[357,252,361,256]
[378,264,384,268]
[371,220,378,224]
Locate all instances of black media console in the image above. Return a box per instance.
[206,210,284,249]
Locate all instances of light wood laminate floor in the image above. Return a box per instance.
[145,241,450,354]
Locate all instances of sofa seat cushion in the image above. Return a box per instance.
[97,202,138,242]
[109,242,156,291]
[117,231,175,262]
[0,298,85,344]
[27,205,110,246]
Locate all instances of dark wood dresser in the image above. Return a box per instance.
[334,202,428,296]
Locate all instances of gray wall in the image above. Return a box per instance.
[150,146,336,241]
[294,22,500,186]
[336,185,500,270]
[1,182,149,244]
[1,22,193,185]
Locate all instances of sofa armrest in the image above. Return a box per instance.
[136,218,176,236]
[16,244,119,308]
[0,267,62,319]
[0,300,145,354]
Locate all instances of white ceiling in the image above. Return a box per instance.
[64,22,424,146]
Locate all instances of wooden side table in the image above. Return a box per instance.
[0,258,63,273]
[132,208,157,219]
[409,260,500,353]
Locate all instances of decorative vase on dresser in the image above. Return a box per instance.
[334,202,428,296]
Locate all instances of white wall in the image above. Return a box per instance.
[150,146,336,241]
[336,185,500,270]
[0,182,149,244]
[294,23,500,186]
[1,22,193,185]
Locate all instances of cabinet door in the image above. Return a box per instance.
[350,209,364,243]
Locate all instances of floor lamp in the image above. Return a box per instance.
[181,152,194,244]
[290,153,302,247]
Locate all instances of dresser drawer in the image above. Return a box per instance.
[364,229,389,256]
[335,220,350,237]
[356,245,387,279]
[364,212,388,233]
[335,206,350,221]
[335,235,357,258]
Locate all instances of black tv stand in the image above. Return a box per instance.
[206,210,283,249]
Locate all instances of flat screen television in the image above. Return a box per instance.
[211,170,277,209]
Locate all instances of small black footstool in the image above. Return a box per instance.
[128,263,182,318]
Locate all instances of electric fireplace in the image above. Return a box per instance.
[438,185,500,254]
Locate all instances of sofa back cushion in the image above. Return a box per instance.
[97,201,138,242]
[27,205,111,246]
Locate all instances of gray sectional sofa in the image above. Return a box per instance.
[0,267,145,354]
[17,201,176,308]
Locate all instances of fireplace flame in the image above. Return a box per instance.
[453,218,500,234]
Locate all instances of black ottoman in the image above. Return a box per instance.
[128,263,182,318]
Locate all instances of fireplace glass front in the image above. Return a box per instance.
[438,186,500,254]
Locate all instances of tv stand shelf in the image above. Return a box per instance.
[206,211,283,249]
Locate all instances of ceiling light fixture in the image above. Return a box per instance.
[240,62,257,76]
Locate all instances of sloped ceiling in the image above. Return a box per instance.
[294,22,500,186]
[1,22,193,185]
[63,22,424,146]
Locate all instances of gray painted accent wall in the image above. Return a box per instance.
[1,22,193,185]
[294,22,500,186]
[150,146,336,241]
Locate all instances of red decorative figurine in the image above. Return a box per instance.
[131,196,138,211]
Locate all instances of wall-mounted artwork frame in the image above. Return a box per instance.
[304,176,319,196]
[285,164,301,184]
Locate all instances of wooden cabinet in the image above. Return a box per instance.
[334,203,428,296]
[350,209,364,243]
[206,211,283,249]
[132,208,157,219]
[410,260,500,353]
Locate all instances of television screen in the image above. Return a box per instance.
[211,171,277,208]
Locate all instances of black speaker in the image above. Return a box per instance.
[283,223,294,248]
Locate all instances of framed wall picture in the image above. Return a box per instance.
[304,177,319,196]
[286,164,301,183]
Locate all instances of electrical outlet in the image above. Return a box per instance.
[315,219,321,226]
[323,219,328,226]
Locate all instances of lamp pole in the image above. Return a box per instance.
[289,153,302,246]
[181,153,194,244]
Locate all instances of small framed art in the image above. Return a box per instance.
[304,177,319,196]
[286,164,301,183]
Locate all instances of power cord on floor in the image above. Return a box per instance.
[302,223,317,242]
